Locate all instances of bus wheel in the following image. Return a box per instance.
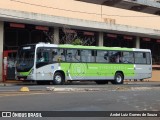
[53,72,64,85]
[95,80,108,84]
[113,72,124,84]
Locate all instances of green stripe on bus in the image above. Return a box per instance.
[60,63,134,77]
[58,45,133,51]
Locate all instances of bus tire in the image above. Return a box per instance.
[53,72,64,85]
[112,72,124,84]
[95,80,108,84]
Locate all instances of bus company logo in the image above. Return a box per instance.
[71,63,87,79]
[2,112,11,117]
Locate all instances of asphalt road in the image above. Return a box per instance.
[0,82,160,120]
[0,81,160,91]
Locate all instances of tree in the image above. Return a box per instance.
[72,38,82,45]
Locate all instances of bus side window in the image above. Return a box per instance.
[81,50,92,62]
[43,52,49,62]
[74,50,81,62]
[121,52,134,63]
[51,49,66,62]
[37,49,44,62]
[115,52,121,63]
[66,49,73,62]
[96,50,108,63]
[52,49,58,62]
[37,48,50,63]
[135,52,147,64]
[109,51,118,63]
[59,49,66,62]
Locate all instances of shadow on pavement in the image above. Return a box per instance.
[1,80,160,87]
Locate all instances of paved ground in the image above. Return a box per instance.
[0,81,160,91]
[0,81,160,120]
[0,90,160,120]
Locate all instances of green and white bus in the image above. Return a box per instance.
[15,43,152,85]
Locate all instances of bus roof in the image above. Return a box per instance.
[26,43,150,52]
[59,44,151,52]
[59,44,133,51]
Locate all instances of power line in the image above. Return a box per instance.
[9,0,160,18]
[9,0,100,16]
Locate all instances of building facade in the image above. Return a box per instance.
[0,0,160,81]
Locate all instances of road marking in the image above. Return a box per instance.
[0,91,78,97]
[0,92,52,98]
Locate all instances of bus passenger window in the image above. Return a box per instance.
[52,50,58,62]
[66,52,73,62]
[59,49,66,62]
[39,55,44,62]
[121,52,134,63]
[81,50,93,62]
[96,51,108,63]
[52,49,66,62]
[115,52,121,63]
[37,48,49,63]
[37,48,44,62]
[66,49,80,62]
[135,52,147,64]
[109,51,119,63]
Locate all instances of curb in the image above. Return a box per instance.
[0,83,19,87]
[0,86,160,93]
[0,81,160,92]
[0,83,9,86]
[46,86,160,92]
[46,87,103,92]
[0,81,35,86]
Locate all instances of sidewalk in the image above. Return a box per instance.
[149,70,160,81]
[0,80,34,86]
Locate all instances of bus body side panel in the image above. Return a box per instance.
[36,63,59,81]
[134,64,152,79]
[133,49,152,80]
[60,63,134,80]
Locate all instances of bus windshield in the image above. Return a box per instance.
[16,45,35,72]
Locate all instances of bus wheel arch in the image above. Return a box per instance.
[53,70,65,85]
[112,71,124,84]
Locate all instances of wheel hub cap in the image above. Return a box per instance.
[116,75,122,83]
[55,75,61,82]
